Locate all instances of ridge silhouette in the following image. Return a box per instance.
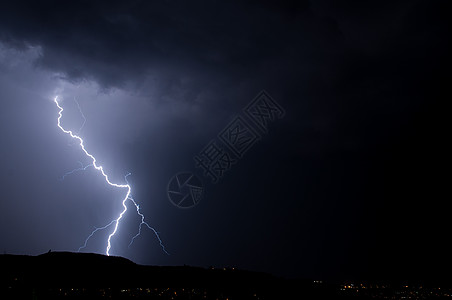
[1,252,309,299]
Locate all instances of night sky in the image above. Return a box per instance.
[0,0,449,281]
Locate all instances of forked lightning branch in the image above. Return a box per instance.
[54,96,168,256]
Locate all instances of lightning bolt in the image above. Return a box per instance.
[73,97,86,135]
[59,98,92,180]
[125,174,167,252]
[59,161,92,181]
[54,96,168,256]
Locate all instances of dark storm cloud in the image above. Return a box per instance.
[4,0,442,133]
[0,0,449,281]
[0,0,323,110]
[2,0,445,123]
[0,0,447,97]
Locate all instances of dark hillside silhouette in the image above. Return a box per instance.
[1,252,317,299]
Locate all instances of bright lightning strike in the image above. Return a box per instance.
[54,96,168,256]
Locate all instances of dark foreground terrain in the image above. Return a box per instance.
[0,252,320,299]
[1,252,451,299]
